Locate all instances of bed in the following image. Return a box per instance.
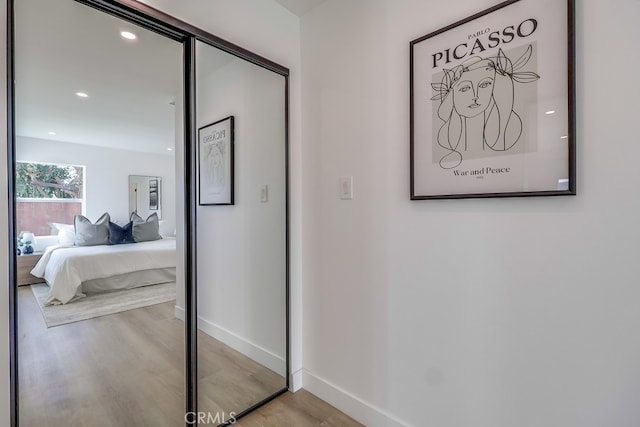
[31,237,177,305]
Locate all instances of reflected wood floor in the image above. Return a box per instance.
[17,286,361,427]
[235,390,363,427]
[19,286,186,427]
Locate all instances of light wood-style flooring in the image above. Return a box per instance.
[235,390,363,427]
[17,286,362,427]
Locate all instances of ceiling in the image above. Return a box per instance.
[273,0,326,16]
[14,0,321,155]
[14,0,182,155]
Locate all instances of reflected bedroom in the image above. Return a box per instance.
[14,0,185,425]
[13,0,288,426]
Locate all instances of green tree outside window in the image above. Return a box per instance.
[16,162,83,199]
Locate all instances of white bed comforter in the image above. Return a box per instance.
[31,238,176,305]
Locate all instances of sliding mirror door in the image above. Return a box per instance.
[195,40,288,421]
[14,0,185,425]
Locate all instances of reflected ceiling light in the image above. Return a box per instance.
[48,131,56,136]
[76,92,89,98]
[545,110,556,115]
[120,31,137,40]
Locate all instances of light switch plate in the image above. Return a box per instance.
[260,185,269,202]
[340,176,353,200]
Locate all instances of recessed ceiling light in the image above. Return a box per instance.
[560,135,568,139]
[545,110,556,115]
[76,92,89,98]
[121,31,137,40]
[48,131,56,136]
[167,148,173,151]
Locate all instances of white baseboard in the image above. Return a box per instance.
[290,369,303,391]
[302,369,410,427]
[173,305,285,377]
[175,306,403,425]
[175,305,184,320]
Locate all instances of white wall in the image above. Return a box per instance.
[193,55,287,375]
[16,137,176,235]
[300,1,640,426]
[174,63,186,317]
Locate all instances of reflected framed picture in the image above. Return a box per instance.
[149,179,158,210]
[198,115,234,205]
[410,0,575,199]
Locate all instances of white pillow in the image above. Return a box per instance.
[50,222,75,246]
[33,235,59,252]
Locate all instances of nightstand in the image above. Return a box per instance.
[16,253,44,286]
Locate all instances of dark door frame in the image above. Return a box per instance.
[6,1,290,426]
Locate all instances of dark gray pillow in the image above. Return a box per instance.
[74,213,110,246]
[130,212,162,242]
[109,221,134,245]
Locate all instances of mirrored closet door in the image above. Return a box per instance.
[195,40,288,422]
[14,0,185,425]
[10,0,289,426]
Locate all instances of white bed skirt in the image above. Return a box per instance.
[80,267,176,294]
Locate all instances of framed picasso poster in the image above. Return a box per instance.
[199,116,235,205]
[410,0,575,199]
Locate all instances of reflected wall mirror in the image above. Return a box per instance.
[7,0,290,426]
[130,175,163,220]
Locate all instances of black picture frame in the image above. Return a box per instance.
[410,0,575,199]
[149,178,159,210]
[198,115,235,205]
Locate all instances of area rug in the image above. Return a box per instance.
[30,282,176,328]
